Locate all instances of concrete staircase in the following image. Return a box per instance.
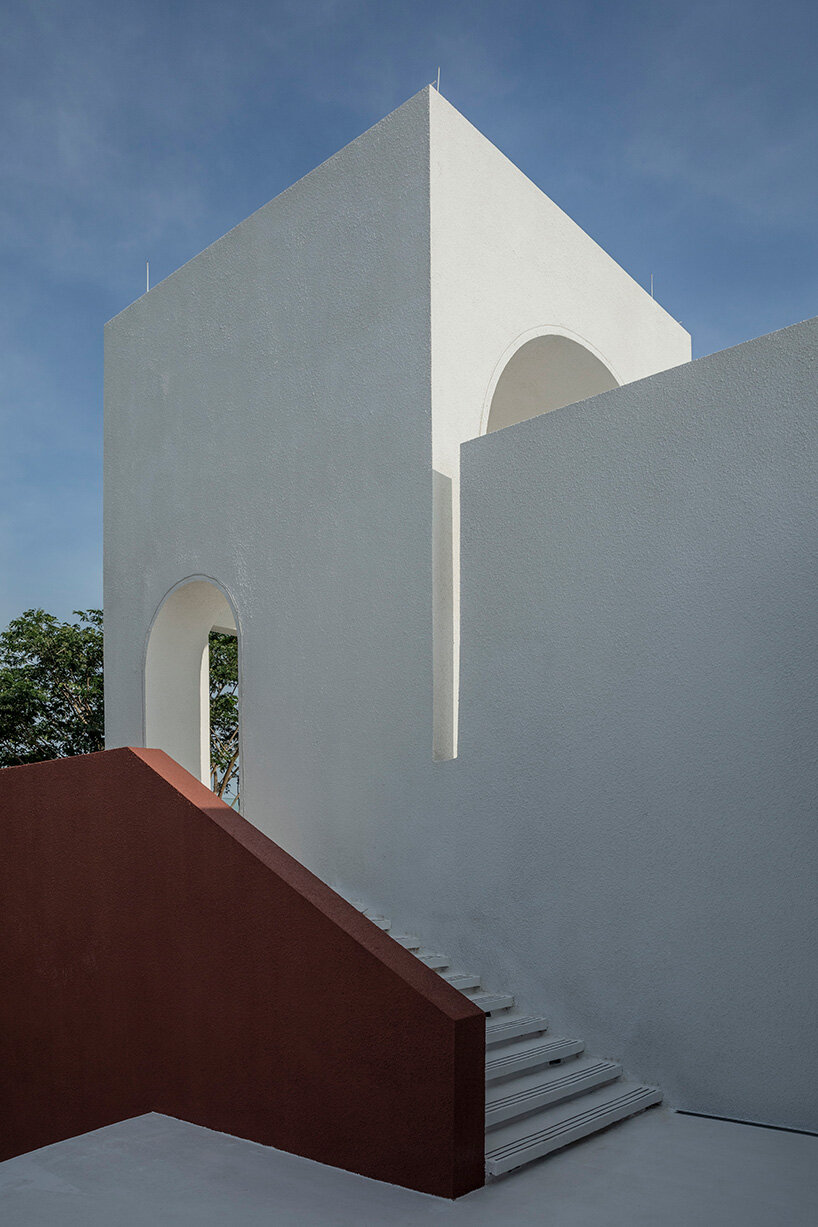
[354,903,662,1178]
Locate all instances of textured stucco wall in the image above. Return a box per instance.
[104,88,815,1133]
[428,91,691,754]
[429,89,691,478]
[456,317,818,1131]
[105,90,433,865]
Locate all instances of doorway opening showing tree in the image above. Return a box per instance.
[144,578,241,809]
[209,629,240,809]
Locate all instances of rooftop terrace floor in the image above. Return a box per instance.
[1,1107,815,1225]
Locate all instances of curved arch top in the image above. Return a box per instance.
[481,326,621,436]
[144,576,240,783]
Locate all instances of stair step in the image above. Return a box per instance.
[391,934,422,950]
[469,992,515,1015]
[486,1034,584,1082]
[485,1082,662,1175]
[349,902,391,930]
[485,1058,622,1128]
[442,971,482,990]
[486,1014,549,1046]
[415,951,449,970]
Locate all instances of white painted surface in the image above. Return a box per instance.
[1,1112,816,1225]
[457,317,818,1134]
[144,578,237,781]
[428,91,690,478]
[104,89,433,820]
[104,89,815,1132]
[428,92,690,754]
[485,333,619,433]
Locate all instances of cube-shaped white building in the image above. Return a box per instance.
[104,88,818,1138]
[105,85,688,792]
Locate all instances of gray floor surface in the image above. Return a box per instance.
[1,1108,816,1226]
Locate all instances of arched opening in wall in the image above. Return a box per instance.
[432,331,620,761]
[485,333,619,434]
[145,579,241,807]
[208,629,240,809]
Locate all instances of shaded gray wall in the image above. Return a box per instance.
[456,317,818,1131]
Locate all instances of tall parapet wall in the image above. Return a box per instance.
[104,86,689,788]
[102,85,814,1133]
[104,89,434,850]
[0,749,484,1197]
[428,88,690,757]
[456,316,818,1132]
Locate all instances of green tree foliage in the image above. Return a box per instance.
[209,630,240,807]
[0,613,240,808]
[0,609,104,766]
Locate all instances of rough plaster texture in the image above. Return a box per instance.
[106,85,688,775]
[105,90,433,834]
[104,88,815,1133]
[485,334,618,432]
[428,91,690,753]
[457,317,818,1132]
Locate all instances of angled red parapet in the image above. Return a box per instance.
[0,748,485,1197]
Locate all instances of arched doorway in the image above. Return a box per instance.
[484,331,619,434]
[144,578,240,797]
[434,329,621,761]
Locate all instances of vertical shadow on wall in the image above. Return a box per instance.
[433,470,456,760]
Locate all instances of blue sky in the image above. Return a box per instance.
[1,0,816,628]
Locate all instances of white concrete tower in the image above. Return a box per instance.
[104,88,689,829]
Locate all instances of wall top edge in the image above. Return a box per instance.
[459,312,818,456]
[105,87,434,331]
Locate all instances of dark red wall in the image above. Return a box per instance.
[0,748,484,1197]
